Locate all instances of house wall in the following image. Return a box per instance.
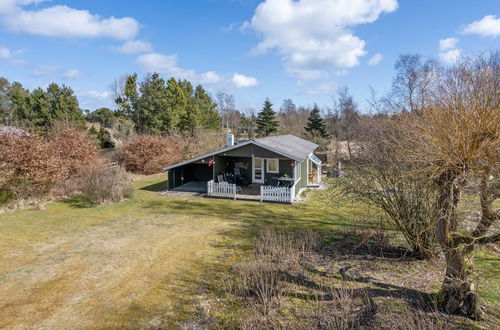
[263,159,293,183]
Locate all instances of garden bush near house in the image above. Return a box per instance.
[123,135,183,175]
[79,166,133,206]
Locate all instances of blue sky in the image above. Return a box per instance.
[0,0,499,112]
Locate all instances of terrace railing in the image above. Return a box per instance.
[260,181,296,204]
[207,180,237,200]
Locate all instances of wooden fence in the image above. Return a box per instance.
[260,182,296,203]
[207,180,237,200]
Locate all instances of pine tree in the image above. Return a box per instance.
[305,104,328,138]
[256,99,279,137]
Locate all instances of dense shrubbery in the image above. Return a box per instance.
[79,166,133,206]
[122,131,225,175]
[122,135,183,175]
[0,127,99,206]
[0,133,62,202]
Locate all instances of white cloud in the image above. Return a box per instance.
[438,37,461,64]
[439,49,461,64]
[439,37,458,51]
[136,52,259,89]
[63,69,84,80]
[367,53,383,65]
[0,2,139,40]
[200,71,223,84]
[77,90,111,100]
[245,0,398,80]
[307,82,335,95]
[111,40,152,54]
[463,15,500,38]
[76,89,113,108]
[32,65,59,77]
[232,73,259,88]
[0,46,12,59]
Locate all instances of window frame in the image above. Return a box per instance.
[266,158,279,174]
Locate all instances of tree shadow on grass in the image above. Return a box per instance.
[61,197,92,208]
[140,180,167,192]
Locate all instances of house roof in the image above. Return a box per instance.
[254,135,318,161]
[162,134,319,172]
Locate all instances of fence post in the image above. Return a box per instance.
[233,184,236,200]
[260,186,263,202]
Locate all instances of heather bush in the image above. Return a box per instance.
[79,166,133,206]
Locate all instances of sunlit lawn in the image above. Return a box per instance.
[0,174,497,328]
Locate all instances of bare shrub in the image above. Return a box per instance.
[182,130,226,160]
[233,260,283,314]
[308,284,376,330]
[123,135,183,174]
[339,116,438,259]
[79,166,133,206]
[253,227,319,265]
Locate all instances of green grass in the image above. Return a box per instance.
[0,174,498,328]
[0,174,367,328]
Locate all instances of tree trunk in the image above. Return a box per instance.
[435,176,480,319]
[440,248,479,319]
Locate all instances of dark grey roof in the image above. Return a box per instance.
[255,135,318,161]
[163,134,318,172]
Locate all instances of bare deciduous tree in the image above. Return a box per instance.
[336,87,360,159]
[384,54,440,113]
[391,52,499,318]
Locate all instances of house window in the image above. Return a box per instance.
[266,159,279,173]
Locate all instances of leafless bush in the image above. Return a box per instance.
[309,284,376,330]
[79,166,133,206]
[233,260,283,314]
[253,227,319,265]
[339,117,438,259]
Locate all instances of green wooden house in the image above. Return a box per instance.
[163,134,322,203]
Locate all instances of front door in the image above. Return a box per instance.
[252,157,264,183]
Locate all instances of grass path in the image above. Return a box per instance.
[0,174,498,328]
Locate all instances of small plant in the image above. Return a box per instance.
[79,166,133,206]
[233,260,283,314]
[253,227,319,265]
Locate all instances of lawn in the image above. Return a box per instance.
[0,174,498,328]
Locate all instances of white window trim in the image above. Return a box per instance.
[266,158,279,173]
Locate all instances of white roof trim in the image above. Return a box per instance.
[308,153,322,165]
[162,140,303,172]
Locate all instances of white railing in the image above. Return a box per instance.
[260,181,297,204]
[207,180,237,200]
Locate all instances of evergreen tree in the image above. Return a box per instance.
[256,99,279,137]
[115,73,138,118]
[113,73,220,135]
[194,85,219,130]
[305,104,328,138]
[136,73,170,134]
[165,77,188,133]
